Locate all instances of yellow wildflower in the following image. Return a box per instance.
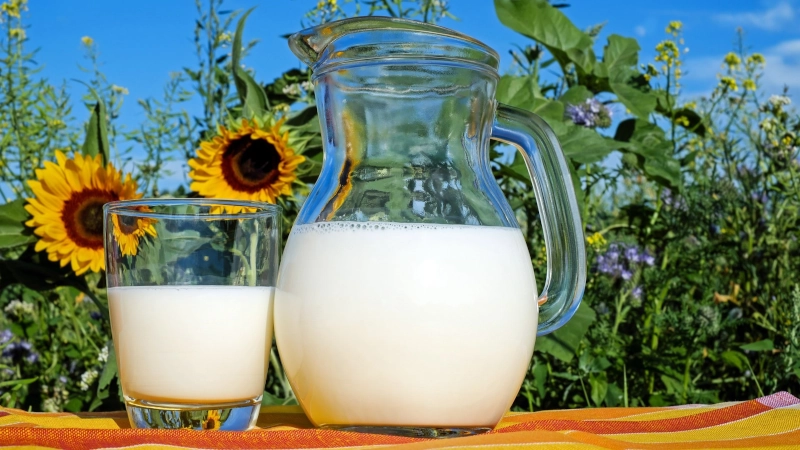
[719,76,738,91]
[746,53,766,66]
[723,52,741,69]
[684,101,697,110]
[9,27,24,39]
[81,36,93,47]
[1,0,25,19]
[655,40,680,65]
[675,116,690,127]
[665,20,682,36]
[743,79,756,91]
[586,232,607,248]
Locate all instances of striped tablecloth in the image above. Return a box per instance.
[0,392,798,449]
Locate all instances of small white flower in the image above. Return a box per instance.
[4,300,34,317]
[111,85,129,96]
[42,398,59,412]
[97,346,109,364]
[760,118,775,132]
[79,369,98,391]
[282,83,301,96]
[769,95,791,108]
[300,81,314,92]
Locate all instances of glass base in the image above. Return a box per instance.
[325,425,492,438]
[124,396,261,430]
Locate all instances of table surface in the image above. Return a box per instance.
[0,391,798,449]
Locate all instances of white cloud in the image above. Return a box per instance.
[635,25,647,37]
[713,1,795,31]
[762,39,800,93]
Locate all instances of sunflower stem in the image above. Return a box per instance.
[248,231,257,287]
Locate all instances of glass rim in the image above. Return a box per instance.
[103,198,282,220]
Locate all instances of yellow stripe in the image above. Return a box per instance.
[0,416,123,429]
[610,408,800,443]
[604,406,719,422]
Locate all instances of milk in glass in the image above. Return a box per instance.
[109,286,274,404]
[275,222,538,427]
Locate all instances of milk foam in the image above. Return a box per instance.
[109,286,273,404]
[275,221,538,427]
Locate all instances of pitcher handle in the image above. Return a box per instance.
[491,103,586,336]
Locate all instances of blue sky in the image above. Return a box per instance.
[24,0,800,184]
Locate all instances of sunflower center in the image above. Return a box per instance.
[221,136,281,193]
[62,189,118,249]
[116,215,140,236]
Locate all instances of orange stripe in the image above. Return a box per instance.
[0,428,423,449]
[498,407,674,425]
[494,399,770,434]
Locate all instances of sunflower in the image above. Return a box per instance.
[201,409,222,430]
[24,151,145,275]
[188,118,305,208]
[111,208,156,257]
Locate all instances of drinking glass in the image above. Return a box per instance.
[103,199,280,430]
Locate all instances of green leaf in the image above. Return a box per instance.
[496,75,537,109]
[605,382,623,407]
[740,339,774,352]
[589,372,608,407]
[611,81,656,119]
[532,99,565,124]
[613,119,681,188]
[597,35,640,80]
[559,85,593,105]
[0,377,36,389]
[232,8,269,118]
[721,350,749,370]
[495,0,595,73]
[535,302,596,363]
[63,398,83,413]
[660,374,683,395]
[232,8,254,102]
[532,362,548,398]
[79,84,111,165]
[559,125,617,164]
[97,342,118,391]
[0,199,35,249]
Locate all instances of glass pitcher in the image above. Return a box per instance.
[275,17,586,437]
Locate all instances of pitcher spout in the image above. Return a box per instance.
[288,17,499,72]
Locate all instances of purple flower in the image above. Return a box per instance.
[595,243,655,279]
[58,376,68,384]
[90,311,103,321]
[566,104,594,127]
[632,285,643,300]
[751,191,768,204]
[661,188,687,210]
[0,330,12,344]
[565,98,612,128]
[621,269,633,280]
[642,252,655,266]
[624,246,641,262]
[2,338,38,364]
